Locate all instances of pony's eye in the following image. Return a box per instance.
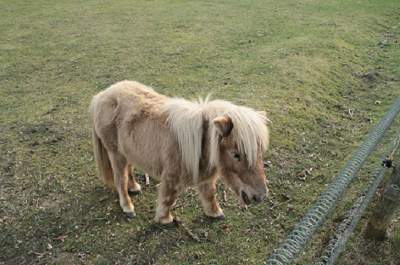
[233,153,241,161]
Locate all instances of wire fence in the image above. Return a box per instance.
[315,130,400,265]
[266,96,400,265]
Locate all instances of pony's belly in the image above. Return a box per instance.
[124,148,163,178]
[119,120,170,178]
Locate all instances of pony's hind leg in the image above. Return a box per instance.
[109,152,135,217]
[197,179,224,219]
[154,178,179,224]
[127,165,142,194]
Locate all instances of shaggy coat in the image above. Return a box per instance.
[90,80,269,223]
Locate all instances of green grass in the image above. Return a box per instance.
[0,0,399,264]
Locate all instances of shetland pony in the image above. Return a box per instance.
[90,81,269,224]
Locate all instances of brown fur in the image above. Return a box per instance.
[90,80,269,223]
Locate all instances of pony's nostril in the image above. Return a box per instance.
[253,195,263,203]
[241,191,251,205]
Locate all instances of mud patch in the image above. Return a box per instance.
[0,151,15,178]
[21,123,52,135]
[18,122,65,148]
[352,70,381,84]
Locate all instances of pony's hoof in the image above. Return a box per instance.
[160,217,181,228]
[154,214,176,225]
[128,181,142,195]
[124,211,136,219]
[128,189,142,195]
[206,213,225,221]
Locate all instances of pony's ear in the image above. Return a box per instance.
[213,115,233,137]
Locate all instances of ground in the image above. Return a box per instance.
[1,0,400,264]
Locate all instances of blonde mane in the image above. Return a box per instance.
[162,97,269,182]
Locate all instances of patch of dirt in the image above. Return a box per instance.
[18,122,65,148]
[0,151,15,177]
[21,123,52,135]
[352,70,381,85]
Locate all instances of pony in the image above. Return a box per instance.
[89,80,270,224]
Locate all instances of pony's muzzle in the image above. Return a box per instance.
[241,186,268,205]
[253,185,268,204]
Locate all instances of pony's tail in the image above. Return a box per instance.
[90,100,114,189]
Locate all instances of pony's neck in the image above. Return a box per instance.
[198,118,217,181]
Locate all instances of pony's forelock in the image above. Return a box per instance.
[208,101,269,169]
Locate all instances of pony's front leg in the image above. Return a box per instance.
[198,180,224,219]
[154,179,179,224]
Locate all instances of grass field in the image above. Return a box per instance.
[1,0,400,264]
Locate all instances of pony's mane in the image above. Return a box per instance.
[161,96,269,182]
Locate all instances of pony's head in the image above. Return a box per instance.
[210,105,270,206]
[163,97,270,206]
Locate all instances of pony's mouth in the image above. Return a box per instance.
[241,190,251,205]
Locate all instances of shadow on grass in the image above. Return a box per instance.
[0,184,215,265]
